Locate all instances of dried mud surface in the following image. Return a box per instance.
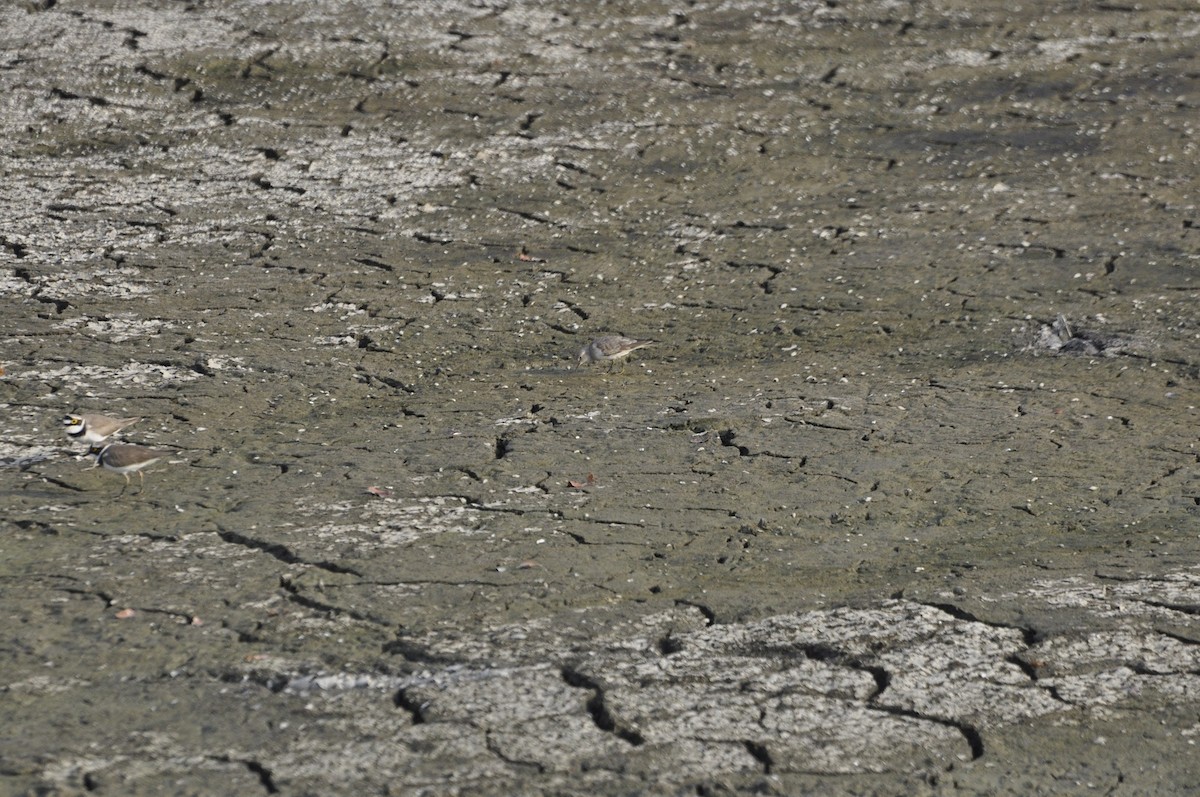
[2,1,1199,795]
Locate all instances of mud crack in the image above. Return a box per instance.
[215,526,362,576]
[561,667,645,746]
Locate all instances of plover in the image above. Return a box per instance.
[63,413,141,445]
[90,443,165,491]
[577,335,654,369]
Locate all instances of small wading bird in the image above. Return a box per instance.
[63,413,141,445]
[90,443,165,493]
[577,335,654,370]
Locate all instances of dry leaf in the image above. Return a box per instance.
[516,246,545,263]
[568,473,597,489]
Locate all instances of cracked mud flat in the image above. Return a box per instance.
[2,1,1199,795]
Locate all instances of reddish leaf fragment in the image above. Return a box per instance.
[568,473,597,489]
